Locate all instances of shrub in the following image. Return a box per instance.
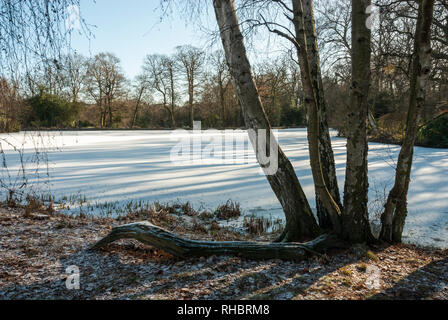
[281,106,306,127]
[25,93,80,128]
[214,200,241,220]
[418,114,448,148]
[371,91,399,119]
[77,120,93,128]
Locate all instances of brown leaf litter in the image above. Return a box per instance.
[0,205,447,300]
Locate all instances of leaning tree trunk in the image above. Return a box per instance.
[131,88,144,128]
[91,222,347,260]
[380,0,435,243]
[341,0,374,243]
[291,0,342,234]
[131,101,140,128]
[295,0,342,233]
[213,0,320,241]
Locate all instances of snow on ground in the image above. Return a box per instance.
[0,129,447,248]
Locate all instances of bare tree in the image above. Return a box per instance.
[130,74,151,128]
[143,54,176,127]
[209,50,231,128]
[243,0,342,232]
[163,56,178,128]
[380,0,436,243]
[213,0,320,241]
[315,0,352,74]
[291,0,343,233]
[175,45,205,128]
[254,57,289,127]
[0,0,88,77]
[63,54,88,103]
[85,53,125,128]
[341,0,374,243]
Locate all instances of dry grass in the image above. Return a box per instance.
[214,200,241,220]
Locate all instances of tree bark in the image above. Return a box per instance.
[213,0,320,241]
[291,0,342,233]
[91,222,346,260]
[341,0,374,243]
[293,0,342,233]
[380,0,435,243]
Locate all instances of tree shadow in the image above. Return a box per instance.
[235,248,361,300]
[369,255,448,300]
[1,240,446,300]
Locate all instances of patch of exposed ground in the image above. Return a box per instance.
[0,205,447,300]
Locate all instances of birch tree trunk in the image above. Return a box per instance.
[295,0,342,232]
[380,0,435,243]
[341,0,374,243]
[213,0,320,241]
[291,0,342,233]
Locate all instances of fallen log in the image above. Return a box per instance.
[91,222,347,260]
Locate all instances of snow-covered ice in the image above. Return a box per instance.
[0,129,447,248]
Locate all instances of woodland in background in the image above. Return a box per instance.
[0,1,446,148]
[0,49,306,131]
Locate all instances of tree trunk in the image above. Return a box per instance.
[91,222,346,260]
[170,107,176,128]
[108,99,113,127]
[131,102,140,128]
[293,0,342,233]
[341,0,374,243]
[169,68,177,128]
[219,77,226,128]
[131,88,144,128]
[380,0,435,243]
[189,82,194,128]
[213,0,320,241]
[291,0,342,233]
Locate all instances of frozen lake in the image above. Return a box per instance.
[1,129,447,248]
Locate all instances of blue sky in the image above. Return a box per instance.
[71,0,216,79]
[70,0,289,79]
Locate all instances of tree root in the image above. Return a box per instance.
[91,222,348,260]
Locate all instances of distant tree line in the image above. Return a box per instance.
[0,47,307,132]
[0,0,446,149]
